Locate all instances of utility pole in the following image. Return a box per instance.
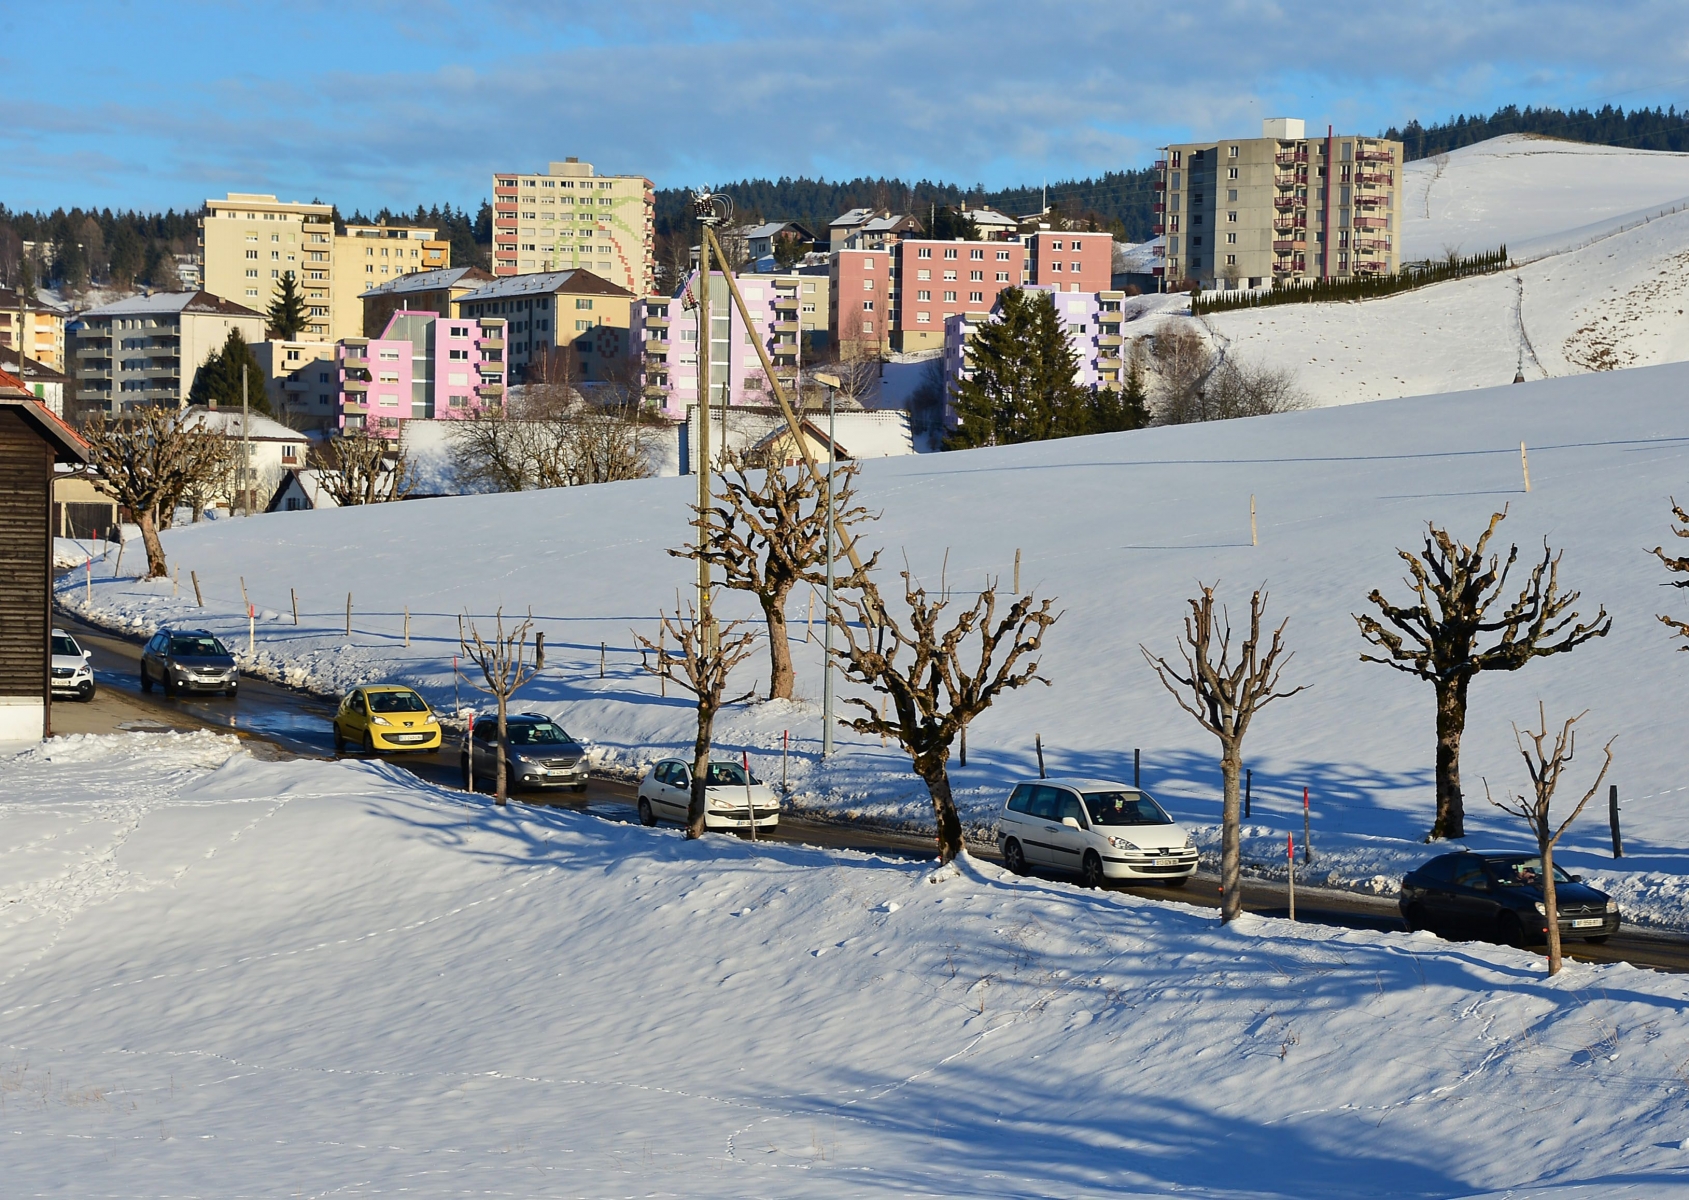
[694,191,723,653]
[821,375,837,757]
[241,363,251,517]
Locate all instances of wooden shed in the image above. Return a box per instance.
[0,376,90,740]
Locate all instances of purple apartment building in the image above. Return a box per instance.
[338,310,507,437]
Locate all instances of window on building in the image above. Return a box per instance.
[862,279,874,290]
[916,289,931,301]
[864,258,875,269]
[246,249,258,259]
[575,298,593,309]
[1229,145,1239,157]
[996,271,1009,282]
[1227,212,1238,223]
[916,312,930,323]
[1050,262,1062,272]
[943,291,956,302]
[1226,232,1238,244]
[862,301,874,311]
[943,248,957,259]
[970,248,984,259]
[917,247,931,259]
[861,320,873,332]
[969,270,983,281]
[1226,254,1237,265]
[969,291,983,302]
[1228,168,1239,181]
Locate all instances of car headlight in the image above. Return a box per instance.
[1184,835,1195,850]
[1107,836,1140,851]
[709,796,732,810]
[1606,900,1619,913]
[372,715,392,726]
[1533,902,1547,916]
[423,716,438,726]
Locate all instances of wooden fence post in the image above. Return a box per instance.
[291,588,298,626]
[1521,442,1532,492]
[191,570,203,607]
[1035,733,1045,778]
[345,593,352,637]
[1014,548,1021,594]
[1609,784,1624,858]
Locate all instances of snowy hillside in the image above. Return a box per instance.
[1402,133,1689,261]
[1194,135,1689,407]
[7,732,1689,1196]
[59,362,1689,923]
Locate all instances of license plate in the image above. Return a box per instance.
[1570,917,1603,928]
[1154,857,1178,867]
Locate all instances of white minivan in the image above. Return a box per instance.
[996,778,1198,888]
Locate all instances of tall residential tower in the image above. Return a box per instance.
[491,159,655,296]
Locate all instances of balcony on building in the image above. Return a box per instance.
[1273,239,1307,253]
[476,381,506,399]
[1274,150,1309,166]
[1356,171,1394,186]
[342,376,369,393]
[1356,148,1392,164]
[1353,216,1388,230]
[1098,333,1123,349]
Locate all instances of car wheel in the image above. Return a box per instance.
[225,685,237,699]
[1497,912,1528,948]
[1163,874,1190,889]
[77,682,95,702]
[574,783,588,794]
[162,671,176,698]
[638,797,656,827]
[332,723,344,754]
[1079,850,1105,889]
[1403,902,1427,931]
[139,665,152,693]
[362,730,375,755]
[1003,838,1027,876]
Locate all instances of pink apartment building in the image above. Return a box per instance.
[1024,230,1112,294]
[892,238,1028,352]
[338,310,507,437]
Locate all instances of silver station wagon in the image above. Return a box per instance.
[997,778,1199,888]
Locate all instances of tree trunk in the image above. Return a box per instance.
[494,692,509,805]
[1220,746,1243,923]
[916,752,963,864]
[762,583,795,701]
[137,510,168,578]
[687,700,715,839]
[1433,676,1470,839]
[1541,835,1562,975]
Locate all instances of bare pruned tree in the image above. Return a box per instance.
[1141,585,1306,922]
[635,605,761,837]
[459,607,540,804]
[670,460,878,701]
[1355,508,1611,840]
[448,375,654,493]
[1484,705,1615,974]
[1650,497,1689,647]
[80,408,237,577]
[308,431,416,506]
[831,567,1059,865]
[1149,325,1307,424]
[175,434,238,525]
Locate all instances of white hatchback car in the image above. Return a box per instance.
[637,758,781,832]
[51,628,95,702]
[996,778,1198,888]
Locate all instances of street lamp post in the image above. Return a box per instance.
[812,371,842,758]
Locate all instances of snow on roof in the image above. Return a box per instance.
[179,407,304,441]
[358,267,494,298]
[829,207,877,229]
[457,270,633,303]
[81,290,264,319]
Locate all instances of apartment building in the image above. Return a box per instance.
[200,193,336,338]
[330,223,449,340]
[1157,118,1403,288]
[891,238,1029,353]
[637,269,830,417]
[337,310,507,437]
[71,292,266,413]
[0,288,68,372]
[0,350,71,417]
[456,270,635,384]
[254,339,338,429]
[491,159,655,296]
[1024,231,1112,293]
[360,266,495,338]
[942,285,1130,427]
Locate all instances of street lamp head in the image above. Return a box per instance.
[811,372,842,390]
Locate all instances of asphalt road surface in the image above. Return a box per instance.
[51,610,1689,975]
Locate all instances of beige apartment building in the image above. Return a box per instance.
[330,223,449,340]
[0,287,68,372]
[201,193,336,339]
[1157,119,1402,288]
[72,291,266,413]
[492,159,655,296]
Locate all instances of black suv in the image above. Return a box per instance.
[1400,851,1620,946]
[140,628,239,698]
[461,714,587,794]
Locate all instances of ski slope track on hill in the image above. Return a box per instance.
[56,362,1689,928]
[6,733,1689,1196]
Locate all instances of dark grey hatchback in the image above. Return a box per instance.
[1400,851,1620,946]
[140,628,239,697]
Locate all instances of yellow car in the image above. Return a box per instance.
[332,685,443,755]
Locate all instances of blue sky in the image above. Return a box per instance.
[3,1,1687,215]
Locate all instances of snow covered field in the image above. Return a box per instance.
[7,732,1689,1197]
[55,361,1689,926]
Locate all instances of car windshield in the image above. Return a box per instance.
[368,690,429,714]
[171,636,227,657]
[52,636,79,656]
[1490,857,1575,886]
[506,721,571,745]
[705,762,756,787]
[1083,790,1173,826]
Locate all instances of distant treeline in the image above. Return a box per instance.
[0,206,202,294]
[1192,247,1511,315]
[1387,103,1689,161]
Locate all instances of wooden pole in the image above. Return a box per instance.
[1014,548,1021,594]
[782,729,788,793]
[879,695,887,746]
[1134,747,1140,788]
[1287,833,1296,922]
[291,588,298,626]
[247,603,255,658]
[112,539,123,576]
[191,570,203,607]
[1609,784,1624,858]
[239,575,249,612]
[404,606,410,648]
[600,641,606,679]
[1035,733,1045,778]
[807,586,814,642]
[1245,768,1252,818]
[1521,441,1531,492]
[345,592,352,637]
[173,565,180,598]
[658,626,666,697]
[535,631,545,669]
[1302,785,1311,864]
[85,556,92,605]
[1250,495,1258,547]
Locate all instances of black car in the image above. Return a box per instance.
[139,628,239,698]
[1400,851,1620,946]
[461,714,587,794]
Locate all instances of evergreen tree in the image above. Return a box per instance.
[188,327,272,415]
[266,271,309,339]
[1086,352,1150,434]
[946,289,1093,449]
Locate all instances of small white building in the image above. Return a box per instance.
[179,407,310,511]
